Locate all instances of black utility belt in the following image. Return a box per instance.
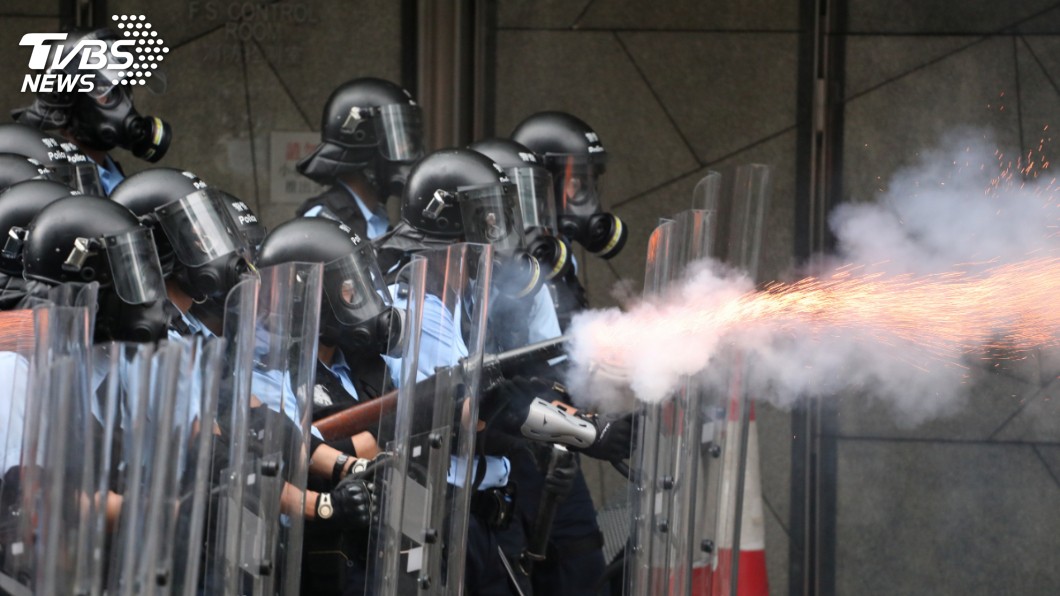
[469,483,517,529]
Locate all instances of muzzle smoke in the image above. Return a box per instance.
[566,129,1060,423]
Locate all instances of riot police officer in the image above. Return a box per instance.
[296,77,426,240]
[510,111,631,596]
[14,28,172,193]
[256,217,398,595]
[511,111,628,332]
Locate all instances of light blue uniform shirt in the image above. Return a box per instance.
[303,182,390,240]
[97,155,125,195]
[320,347,360,402]
[250,368,323,440]
[0,352,30,471]
[527,284,563,345]
[384,283,510,490]
[166,310,216,422]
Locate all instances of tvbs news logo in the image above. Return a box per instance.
[19,15,168,93]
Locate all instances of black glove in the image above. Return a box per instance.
[577,411,634,462]
[543,449,578,499]
[319,474,374,531]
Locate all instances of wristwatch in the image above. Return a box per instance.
[317,492,334,520]
[332,453,350,485]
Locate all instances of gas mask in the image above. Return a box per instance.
[69,81,171,162]
[321,241,404,357]
[95,290,172,343]
[457,182,544,300]
[60,226,172,343]
[506,164,573,280]
[373,159,415,201]
[547,154,627,259]
[15,29,172,163]
[154,189,251,302]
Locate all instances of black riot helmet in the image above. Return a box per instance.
[0,180,81,275]
[20,196,171,342]
[0,179,80,310]
[111,168,250,301]
[0,153,60,192]
[469,138,572,280]
[297,77,425,197]
[511,111,627,259]
[0,123,104,194]
[14,29,172,163]
[256,217,402,356]
[402,148,544,300]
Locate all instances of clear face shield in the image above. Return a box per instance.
[101,226,167,305]
[545,153,606,218]
[322,243,394,326]
[154,188,249,268]
[46,137,104,195]
[373,103,425,162]
[507,165,558,234]
[459,182,545,299]
[457,182,528,254]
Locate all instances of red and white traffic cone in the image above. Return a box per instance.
[732,403,769,596]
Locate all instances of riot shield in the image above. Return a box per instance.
[100,340,178,596]
[701,164,772,596]
[369,243,493,595]
[216,262,321,596]
[167,337,226,596]
[203,275,260,594]
[0,308,41,596]
[627,209,721,596]
[626,217,677,595]
[627,165,769,596]
[100,335,226,596]
[1,304,94,595]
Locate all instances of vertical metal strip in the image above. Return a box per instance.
[791,0,846,594]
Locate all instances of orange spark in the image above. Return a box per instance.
[582,257,1060,373]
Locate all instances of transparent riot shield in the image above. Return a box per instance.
[100,335,226,596]
[222,262,321,596]
[167,337,226,596]
[369,243,493,595]
[203,275,260,594]
[100,340,172,596]
[626,218,677,595]
[703,164,772,596]
[2,304,94,595]
[627,165,770,596]
[628,208,720,595]
[0,308,40,596]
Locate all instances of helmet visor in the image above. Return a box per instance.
[544,154,604,218]
[374,103,425,162]
[154,188,247,267]
[49,162,104,196]
[458,183,527,253]
[507,165,557,234]
[322,243,393,325]
[104,226,166,305]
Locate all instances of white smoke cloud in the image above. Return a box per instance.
[567,129,1059,423]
